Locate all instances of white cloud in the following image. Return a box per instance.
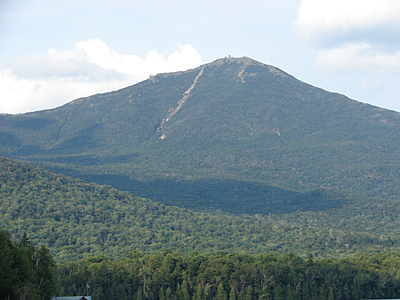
[295,0,400,75]
[295,0,400,44]
[315,43,400,73]
[0,40,203,114]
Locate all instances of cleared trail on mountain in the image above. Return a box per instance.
[157,66,204,134]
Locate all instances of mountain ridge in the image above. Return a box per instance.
[1,56,400,214]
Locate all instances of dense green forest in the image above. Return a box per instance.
[0,228,55,300]
[4,226,400,300]
[2,156,400,263]
[57,250,400,300]
[3,156,400,263]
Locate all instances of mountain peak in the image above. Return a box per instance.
[206,56,259,66]
[204,56,289,79]
[148,56,289,83]
[2,55,400,207]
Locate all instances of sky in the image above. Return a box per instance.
[1,0,400,114]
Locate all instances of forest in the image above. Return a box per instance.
[4,226,400,300]
[56,249,400,300]
[3,157,400,299]
[0,228,55,300]
[2,156,400,263]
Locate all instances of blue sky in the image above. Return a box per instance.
[1,0,400,114]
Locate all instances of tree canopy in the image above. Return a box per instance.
[56,250,400,300]
[0,228,56,300]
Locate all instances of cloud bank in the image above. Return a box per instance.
[296,0,400,45]
[296,0,400,73]
[0,40,203,114]
[315,43,400,74]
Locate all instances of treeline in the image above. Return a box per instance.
[57,250,400,300]
[0,228,56,300]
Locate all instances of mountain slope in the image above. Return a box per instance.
[2,156,400,263]
[1,56,400,213]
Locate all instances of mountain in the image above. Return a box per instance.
[2,156,400,263]
[1,56,400,214]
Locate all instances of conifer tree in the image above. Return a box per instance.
[228,287,236,300]
[0,229,17,300]
[258,286,272,300]
[180,280,190,300]
[0,229,55,300]
[165,287,173,300]
[216,283,227,300]
[194,283,204,300]
[203,284,212,300]
[245,285,253,300]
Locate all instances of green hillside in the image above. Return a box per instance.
[1,57,400,215]
[2,156,400,263]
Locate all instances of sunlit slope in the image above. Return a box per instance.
[1,57,400,213]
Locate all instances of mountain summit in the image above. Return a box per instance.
[1,57,400,214]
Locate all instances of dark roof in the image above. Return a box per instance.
[52,297,91,300]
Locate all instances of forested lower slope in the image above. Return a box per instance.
[2,156,400,263]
